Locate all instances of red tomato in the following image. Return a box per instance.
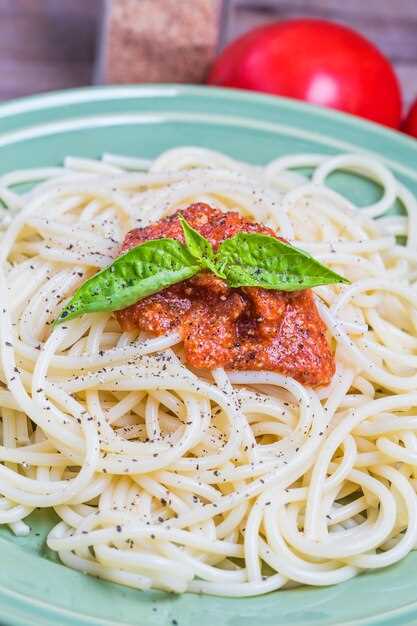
[403,98,417,139]
[208,19,402,128]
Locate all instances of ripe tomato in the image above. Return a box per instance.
[403,98,417,139]
[208,19,402,128]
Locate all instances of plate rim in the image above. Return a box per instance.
[0,83,415,155]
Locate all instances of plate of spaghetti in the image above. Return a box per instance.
[0,85,417,626]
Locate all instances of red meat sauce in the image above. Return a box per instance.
[116,203,335,386]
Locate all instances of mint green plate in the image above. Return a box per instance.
[1,85,417,626]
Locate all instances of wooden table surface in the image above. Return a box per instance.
[1,0,416,113]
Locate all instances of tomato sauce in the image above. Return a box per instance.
[116,203,335,386]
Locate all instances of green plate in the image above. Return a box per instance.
[0,85,417,626]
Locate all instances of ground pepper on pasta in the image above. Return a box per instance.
[0,147,416,596]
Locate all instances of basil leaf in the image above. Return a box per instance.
[215,232,349,290]
[55,238,201,325]
[179,215,213,261]
[55,217,349,327]
[179,215,222,277]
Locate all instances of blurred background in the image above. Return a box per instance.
[1,0,417,130]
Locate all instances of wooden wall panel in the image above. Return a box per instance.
[0,0,415,112]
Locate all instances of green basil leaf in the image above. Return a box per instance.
[55,238,201,325]
[179,215,213,261]
[179,215,222,277]
[215,232,349,290]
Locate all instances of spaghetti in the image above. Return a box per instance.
[0,147,416,596]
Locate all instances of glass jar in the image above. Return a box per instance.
[95,0,226,84]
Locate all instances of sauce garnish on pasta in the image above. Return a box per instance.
[117,203,335,385]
